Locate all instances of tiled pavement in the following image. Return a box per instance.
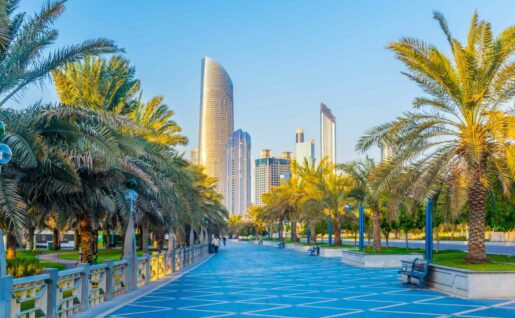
[107,242,515,317]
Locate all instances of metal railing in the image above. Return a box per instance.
[1,243,209,318]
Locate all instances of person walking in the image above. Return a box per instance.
[222,236,226,246]
[212,237,220,254]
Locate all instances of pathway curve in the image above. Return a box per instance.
[36,252,77,265]
[107,242,515,317]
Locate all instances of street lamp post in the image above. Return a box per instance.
[328,217,333,246]
[306,221,311,244]
[425,198,434,261]
[123,178,138,290]
[358,200,365,251]
[0,121,13,279]
[344,201,365,251]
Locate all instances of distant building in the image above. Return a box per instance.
[198,57,234,198]
[255,149,291,206]
[226,129,251,215]
[320,103,336,163]
[295,128,315,166]
[190,148,198,165]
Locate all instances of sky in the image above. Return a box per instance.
[15,0,515,164]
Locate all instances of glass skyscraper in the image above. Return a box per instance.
[198,57,234,197]
[320,103,336,163]
[295,128,315,166]
[226,129,251,215]
[254,150,291,206]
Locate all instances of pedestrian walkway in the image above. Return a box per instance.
[106,242,514,317]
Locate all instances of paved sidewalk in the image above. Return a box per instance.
[36,252,77,266]
[106,242,515,317]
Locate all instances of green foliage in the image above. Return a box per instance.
[486,187,515,232]
[7,258,43,278]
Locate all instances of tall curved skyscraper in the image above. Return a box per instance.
[198,57,234,198]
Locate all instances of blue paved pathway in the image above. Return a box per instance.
[108,242,515,317]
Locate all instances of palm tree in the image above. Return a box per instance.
[296,158,326,243]
[357,12,514,263]
[340,157,382,251]
[247,205,266,238]
[0,0,119,108]
[52,55,139,114]
[130,93,188,146]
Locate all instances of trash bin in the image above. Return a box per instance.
[47,241,52,250]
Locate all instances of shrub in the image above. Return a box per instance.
[7,258,43,278]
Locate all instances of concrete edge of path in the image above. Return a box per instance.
[75,254,214,318]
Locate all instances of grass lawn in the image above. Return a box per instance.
[15,250,67,270]
[354,247,514,271]
[57,248,143,263]
[432,250,515,271]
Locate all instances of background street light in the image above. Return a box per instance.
[345,201,365,251]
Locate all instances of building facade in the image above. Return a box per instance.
[198,57,234,198]
[255,150,291,206]
[295,128,315,166]
[190,148,198,165]
[320,103,336,163]
[226,129,251,215]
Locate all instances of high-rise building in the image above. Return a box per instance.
[320,103,336,163]
[226,129,251,215]
[254,149,291,206]
[198,57,234,198]
[295,129,315,166]
[190,148,198,165]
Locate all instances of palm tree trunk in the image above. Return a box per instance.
[372,208,381,251]
[141,222,149,253]
[310,222,316,243]
[292,221,297,241]
[466,173,488,263]
[6,226,17,259]
[27,226,35,250]
[106,227,111,247]
[79,216,93,264]
[52,228,60,250]
[334,219,342,246]
[74,228,79,250]
[404,231,409,248]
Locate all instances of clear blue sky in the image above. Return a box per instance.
[15,0,515,163]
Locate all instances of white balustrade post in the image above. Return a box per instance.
[104,261,114,300]
[145,258,150,285]
[43,268,59,318]
[0,275,13,318]
[78,264,90,312]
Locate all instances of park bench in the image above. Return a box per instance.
[307,246,320,256]
[398,258,430,287]
[277,242,285,248]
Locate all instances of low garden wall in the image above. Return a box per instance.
[426,263,515,298]
[0,244,209,318]
[260,241,352,257]
[342,250,423,267]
